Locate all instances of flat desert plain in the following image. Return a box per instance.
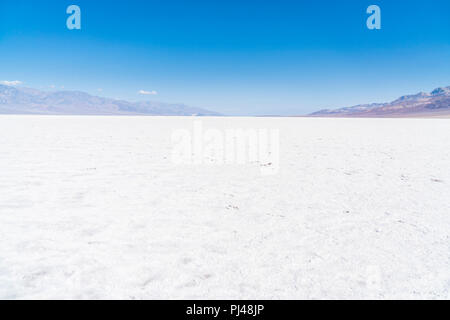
[0,116,449,299]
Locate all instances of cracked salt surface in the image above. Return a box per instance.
[0,116,449,299]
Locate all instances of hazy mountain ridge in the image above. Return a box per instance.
[310,86,450,117]
[0,85,220,116]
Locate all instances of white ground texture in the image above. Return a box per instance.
[0,116,449,300]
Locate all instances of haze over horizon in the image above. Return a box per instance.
[1,82,449,117]
[1,0,449,115]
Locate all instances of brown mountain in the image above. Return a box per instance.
[309,86,450,118]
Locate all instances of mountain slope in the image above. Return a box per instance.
[0,85,220,116]
[309,86,450,118]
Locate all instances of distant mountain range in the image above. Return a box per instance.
[3,84,450,118]
[309,86,450,118]
[0,85,220,116]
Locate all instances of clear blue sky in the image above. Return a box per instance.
[1,0,449,115]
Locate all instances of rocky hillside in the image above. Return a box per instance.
[310,86,450,117]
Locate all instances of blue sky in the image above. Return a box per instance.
[0,0,449,115]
